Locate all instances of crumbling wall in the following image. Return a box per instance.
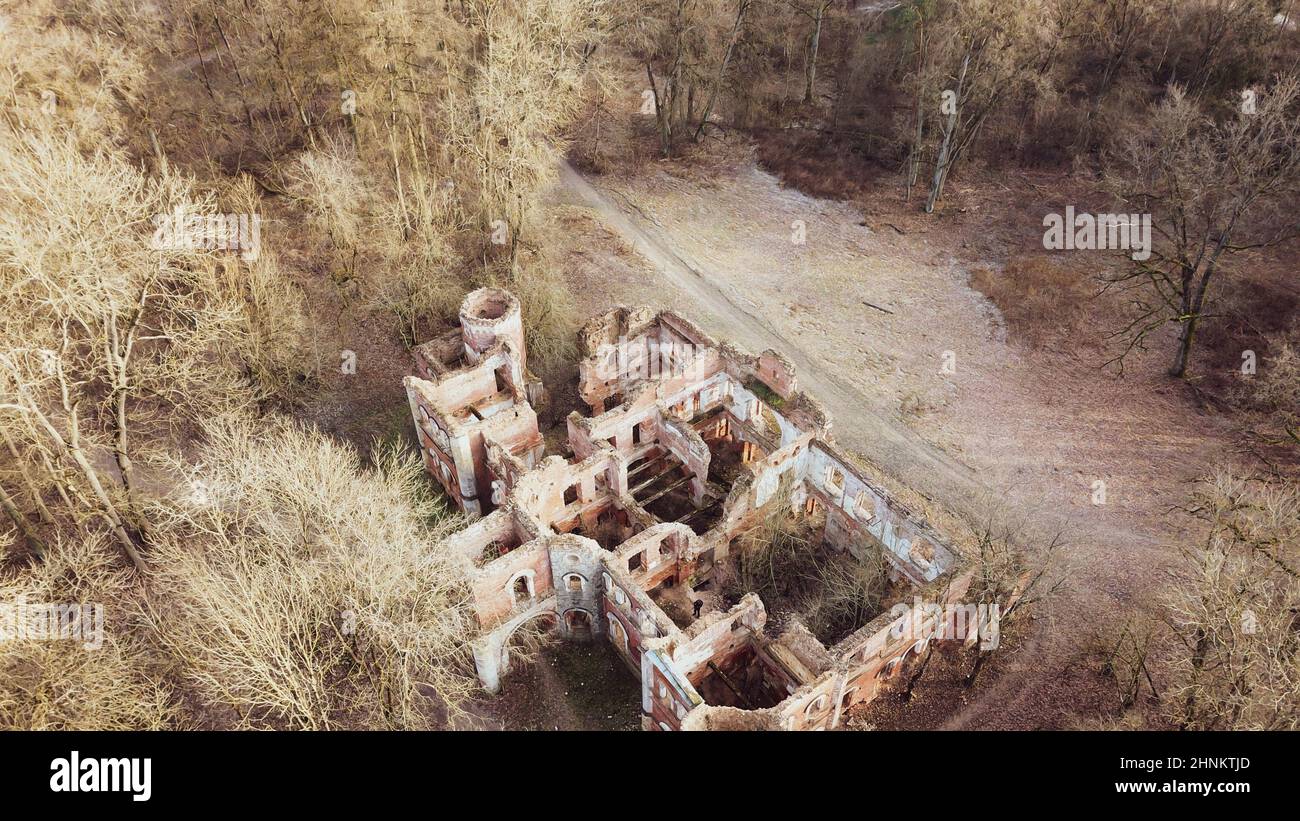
[547,534,604,638]
[460,287,527,372]
[805,441,956,584]
[755,350,797,399]
[670,594,766,677]
[642,648,702,730]
[411,329,465,380]
[600,562,671,676]
[467,538,554,630]
[471,595,556,695]
[412,293,976,729]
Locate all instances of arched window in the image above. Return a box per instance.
[608,616,628,651]
[564,609,592,631]
[565,573,586,593]
[841,687,859,709]
[507,570,534,605]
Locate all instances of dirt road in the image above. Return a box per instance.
[557,162,984,502]
[551,159,1238,728]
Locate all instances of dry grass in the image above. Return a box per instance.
[0,534,179,730]
[1237,334,1300,429]
[968,255,1097,349]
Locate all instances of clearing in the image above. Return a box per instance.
[545,156,1257,729]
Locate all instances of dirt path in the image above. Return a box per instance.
[551,159,1242,728]
[557,162,984,502]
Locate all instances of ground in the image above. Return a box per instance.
[475,641,642,731]
[540,148,1292,729]
[283,135,1288,730]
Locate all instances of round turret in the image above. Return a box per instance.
[460,288,526,370]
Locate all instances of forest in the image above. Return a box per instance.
[1,0,1297,732]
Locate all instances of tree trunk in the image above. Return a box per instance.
[693,0,750,141]
[0,482,45,558]
[803,4,824,104]
[964,647,989,688]
[925,114,956,213]
[111,367,148,541]
[4,429,53,524]
[1170,237,1224,378]
[907,99,924,198]
[646,63,672,156]
[1169,314,1198,378]
[905,19,927,200]
[28,403,147,573]
[925,50,969,214]
[903,645,934,700]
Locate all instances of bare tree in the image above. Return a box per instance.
[962,517,1068,687]
[450,0,609,259]
[1081,0,1158,102]
[1098,613,1161,710]
[1103,78,1300,377]
[921,0,1057,212]
[143,413,478,729]
[1175,0,1274,95]
[0,534,178,730]
[1,135,306,570]
[791,0,835,104]
[628,0,753,155]
[1163,472,1300,729]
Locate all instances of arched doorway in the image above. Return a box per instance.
[500,612,557,676]
[564,608,593,641]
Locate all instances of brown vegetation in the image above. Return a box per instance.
[0,0,1296,732]
[968,256,1097,348]
[1097,471,1300,730]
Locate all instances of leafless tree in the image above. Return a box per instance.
[1103,78,1300,377]
[143,414,478,729]
[962,517,1068,686]
[1162,472,1300,730]
[920,0,1058,212]
[628,0,754,155]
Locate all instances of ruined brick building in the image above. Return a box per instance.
[405,288,977,730]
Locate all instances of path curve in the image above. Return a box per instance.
[554,161,1099,728]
